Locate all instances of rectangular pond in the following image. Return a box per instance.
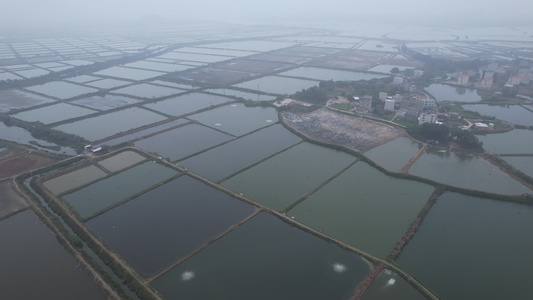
[24,81,98,100]
[86,175,256,278]
[53,107,168,141]
[11,103,97,125]
[100,119,189,147]
[143,93,233,117]
[477,129,533,154]
[121,61,192,73]
[206,88,276,101]
[0,89,56,113]
[409,149,532,195]
[397,192,533,300]
[364,137,422,172]
[279,67,387,82]
[43,165,108,195]
[462,104,533,126]
[134,124,234,161]
[187,103,278,136]
[62,161,179,219]
[0,210,105,300]
[502,156,533,178]
[233,76,319,95]
[97,150,146,173]
[84,78,132,89]
[111,83,184,99]
[362,269,427,300]
[151,212,371,300]
[70,94,140,111]
[288,161,434,257]
[179,124,301,182]
[221,142,357,211]
[93,66,165,81]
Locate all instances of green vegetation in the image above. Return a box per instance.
[407,123,484,152]
[329,103,355,111]
[29,141,61,151]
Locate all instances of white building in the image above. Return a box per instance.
[457,74,469,85]
[393,76,404,85]
[414,70,424,77]
[418,113,438,125]
[384,99,395,112]
[415,98,436,110]
[379,92,388,100]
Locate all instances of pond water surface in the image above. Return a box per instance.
[425,83,482,102]
[397,192,533,300]
[462,104,533,126]
[0,210,104,299]
[233,76,319,95]
[364,137,422,172]
[151,212,371,300]
[477,129,533,154]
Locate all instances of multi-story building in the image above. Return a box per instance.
[393,76,404,85]
[507,75,522,86]
[480,77,493,88]
[384,99,395,112]
[418,113,438,125]
[457,74,469,85]
[414,70,424,77]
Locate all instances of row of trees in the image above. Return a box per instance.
[407,123,484,152]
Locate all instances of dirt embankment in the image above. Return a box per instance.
[0,146,56,179]
[281,108,405,153]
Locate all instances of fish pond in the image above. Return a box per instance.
[364,137,422,172]
[143,93,233,117]
[424,83,482,102]
[278,67,387,81]
[135,124,234,161]
[233,76,319,95]
[11,103,97,125]
[409,149,531,195]
[397,192,533,300]
[43,165,108,195]
[0,89,55,113]
[93,66,165,81]
[24,81,98,100]
[86,175,255,278]
[187,103,278,136]
[111,83,184,99]
[477,129,533,154]
[362,269,427,300]
[178,124,301,182]
[53,107,167,141]
[151,212,371,300]
[0,210,104,299]
[462,104,533,126]
[221,142,357,211]
[206,88,276,101]
[70,94,140,111]
[62,161,179,219]
[501,156,533,178]
[288,161,434,257]
[97,150,146,173]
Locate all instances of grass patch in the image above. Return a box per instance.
[29,141,61,151]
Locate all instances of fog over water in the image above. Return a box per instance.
[2,0,531,30]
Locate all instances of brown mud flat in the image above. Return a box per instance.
[281,108,405,152]
[0,180,28,220]
[0,148,56,179]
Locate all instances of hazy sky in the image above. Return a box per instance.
[2,0,531,29]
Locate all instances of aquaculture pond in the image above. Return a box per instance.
[501,156,533,178]
[24,81,98,100]
[206,88,276,101]
[53,107,167,141]
[111,83,184,99]
[462,104,533,126]
[424,83,482,102]
[397,192,533,300]
[134,124,233,161]
[278,67,387,81]
[97,151,146,173]
[11,103,97,125]
[86,175,255,278]
[93,66,165,81]
[409,149,531,195]
[158,51,232,63]
[364,137,422,172]
[477,129,533,154]
[143,93,232,117]
[362,269,427,300]
[62,161,179,219]
[221,142,357,211]
[288,161,434,257]
[43,165,108,195]
[0,89,55,113]
[187,103,278,136]
[202,40,294,52]
[179,124,301,182]
[70,94,140,111]
[0,210,104,300]
[84,78,131,89]
[101,119,189,147]
[122,60,191,73]
[233,76,319,95]
[151,212,371,300]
